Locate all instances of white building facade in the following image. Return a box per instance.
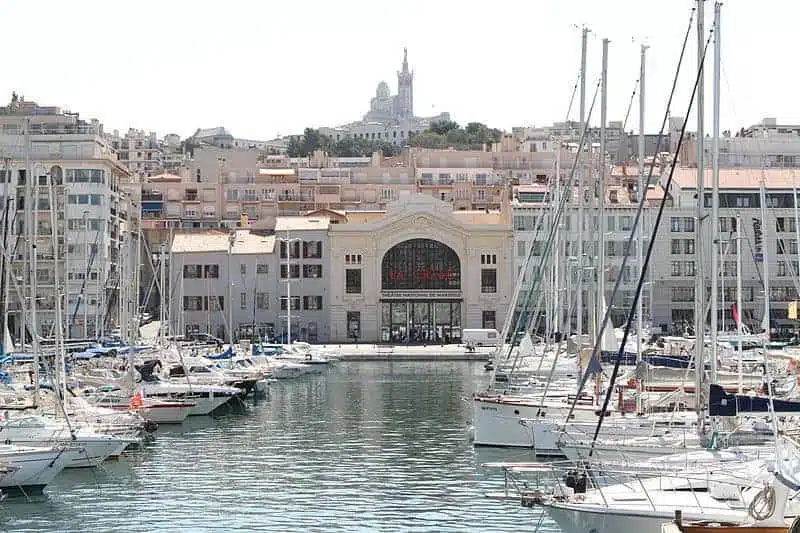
[328,194,514,343]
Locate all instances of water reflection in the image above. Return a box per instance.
[1,362,557,532]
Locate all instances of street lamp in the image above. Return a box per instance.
[278,233,302,345]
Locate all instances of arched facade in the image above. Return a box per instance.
[381,238,460,290]
[328,194,513,344]
[379,238,462,343]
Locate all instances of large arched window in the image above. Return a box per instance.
[382,239,460,290]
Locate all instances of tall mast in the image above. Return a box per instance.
[598,38,608,336]
[637,43,647,413]
[553,149,561,337]
[760,177,771,341]
[577,26,588,340]
[736,215,743,393]
[710,1,721,383]
[1,158,12,354]
[159,243,166,343]
[694,0,706,434]
[21,119,31,354]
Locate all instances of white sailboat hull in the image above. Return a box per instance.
[0,446,70,492]
[139,404,193,424]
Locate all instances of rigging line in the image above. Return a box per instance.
[564,72,581,125]
[588,26,715,456]
[614,78,640,163]
[560,4,698,433]
[500,77,603,384]
[488,78,600,389]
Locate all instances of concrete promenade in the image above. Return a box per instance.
[320,343,495,362]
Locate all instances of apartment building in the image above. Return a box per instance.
[650,167,800,335]
[105,128,163,178]
[0,94,134,340]
[169,216,330,342]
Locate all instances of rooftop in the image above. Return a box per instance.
[274,216,331,232]
[171,230,275,255]
[670,167,800,190]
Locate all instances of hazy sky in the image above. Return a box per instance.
[0,1,791,140]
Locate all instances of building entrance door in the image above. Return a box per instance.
[380,300,461,344]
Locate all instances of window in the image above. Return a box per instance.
[778,239,798,255]
[684,217,695,233]
[517,241,527,257]
[607,216,615,232]
[240,264,247,276]
[670,217,681,232]
[280,296,301,310]
[346,269,362,294]
[240,292,247,310]
[256,264,268,274]
[481,269,497,293]
[670,287,695,302]
[671,261,682,276]
[183,296,203,311]
[480,254,497,265]
[606,241,617,257]
[209,296,224,311]
[779,261,787,277]
[279,240,300,259]
[345,254,363,265]
[303,241,323,259]
[620,216,632,231]
[482,310,496,329]
[671,239,682,254]
[684,261,696,276]
[347,311,361,339]
[382,239,460,290]
[204,265,219,278]
[183,265,202,278]
[256,292,269,310]
[303,264,323,278]
[722,261,737,277]
[303,296,323,310]
[280,264,300,278]
[685,239,695,254]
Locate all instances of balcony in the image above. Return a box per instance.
[278,193,314,202]
[141,192,164,202]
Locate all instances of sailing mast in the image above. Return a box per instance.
[597,38,608,347]
[576,26,588,343]
[637,43,647,413]
[710,0,721,383]
[693,0,706,436]
[736,214,744,392]
[760,176,771,341]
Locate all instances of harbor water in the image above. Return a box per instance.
[4,361,558,532]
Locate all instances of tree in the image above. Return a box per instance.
[409,131,447,149]
[429,120,460,136]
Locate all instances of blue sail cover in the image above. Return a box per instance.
[599,351,692,369]
[709,383,800,416]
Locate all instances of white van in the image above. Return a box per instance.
[462,329,500,346]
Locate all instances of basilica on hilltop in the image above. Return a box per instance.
[320,49,450,145]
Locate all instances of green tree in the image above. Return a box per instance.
[429,120,460,136]
[408,131,447,149]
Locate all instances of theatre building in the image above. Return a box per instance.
[327,194,513,343]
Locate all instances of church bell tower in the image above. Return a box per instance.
[396,48,414,119]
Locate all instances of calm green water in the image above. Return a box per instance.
[2,362,557,532]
